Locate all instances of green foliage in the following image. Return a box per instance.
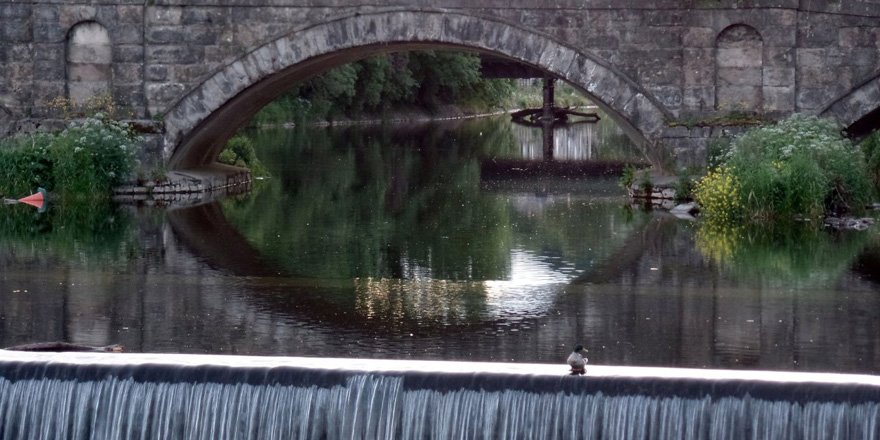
[674,172,696,202]
[695,220,871,287]
[0,114,138,199]
[252,51,515,125]
[706,137,732,169]
[701,115,875,223]
[860,131,880,193]
[694,166,742,223]
[618,165,636,190]
[638,172,653,194]
[0,199,138,266]
[218,135,269,177]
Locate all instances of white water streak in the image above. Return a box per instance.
[0,373,878,439]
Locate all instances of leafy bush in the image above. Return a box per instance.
[860,131,880,193]
[218,135,269,177]
[694,166,742,223]
[0,114,138,199]
[701,115,874,223]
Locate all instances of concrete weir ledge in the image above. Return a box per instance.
[1,352,879,438]
[0,350,878,388]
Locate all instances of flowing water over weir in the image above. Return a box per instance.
[0,354,878,439]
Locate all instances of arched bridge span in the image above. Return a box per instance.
[164,11,668,169]
[3,2,880,169]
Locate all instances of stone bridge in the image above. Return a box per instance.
[2,1,880,172]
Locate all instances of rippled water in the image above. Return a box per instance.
[1,116,879,374]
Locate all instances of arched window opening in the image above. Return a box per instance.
[715,25,763,112]
[66,22,112,106]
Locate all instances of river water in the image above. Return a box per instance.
[0,116,879,374]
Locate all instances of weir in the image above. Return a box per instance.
[0,353,877,440]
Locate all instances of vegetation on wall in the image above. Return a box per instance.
[0,114,138,199]
[694,115,875,224]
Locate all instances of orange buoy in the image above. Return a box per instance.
[17,188,47,210]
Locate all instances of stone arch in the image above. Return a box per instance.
[714,24,763,112]
[162,10,672,169]
[66,21,112,105]
[819,71,880,139]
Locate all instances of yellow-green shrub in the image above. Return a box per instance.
[694,166,743,224]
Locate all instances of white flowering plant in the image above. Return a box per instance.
[0,114,139,198]
[712,115,873,221]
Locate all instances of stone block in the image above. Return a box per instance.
[797,88,835,112]
[798,21,840,47]
[59,5,97,29]
[184,25,220,45]
[764,47,795,66]
[146,82,187,105]
[761,25,797,47]
[683,27,714,48]
[716,47,763,68]
[717,67,762,86]
[683,64,713,87]
[146,65,169,82]
[33,43,64,61]
[715,85,762,111]
[763,86,795,112]
[33,6,59,22]
[114,45,145,63]
[182,7,229,25]
[34,59,66,81]
[173,64,214,83]
[839,27,872,48]
[147,26,189,44]
[0,4,31,19]
[32,81,65,105]
[797,48,838,67]
[116,5,143,24]
[146,45,203,64]
[846,47,878,67]
[112,63,142,83]
[112,84,146,110]
[763,67,795,87]
[68,42,112,64]
[110,24,144,45]
[2,20,32,42]
[68,63,111,82]
[798,64,847,86]
[682,87,714,113]
[148,6,183,26]
[651,86,683,110]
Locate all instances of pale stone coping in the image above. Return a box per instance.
[0,351,878,388]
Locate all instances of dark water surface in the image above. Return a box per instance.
[1,116,879,374]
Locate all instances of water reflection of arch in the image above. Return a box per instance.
[167,202,880,372]
[166,202,506,336]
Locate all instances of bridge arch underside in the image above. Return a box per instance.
[821,74,880,140]
[163,11,671,170]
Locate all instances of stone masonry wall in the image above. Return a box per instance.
[1,1,880,168]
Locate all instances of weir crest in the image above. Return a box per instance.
[0,352,878,439]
